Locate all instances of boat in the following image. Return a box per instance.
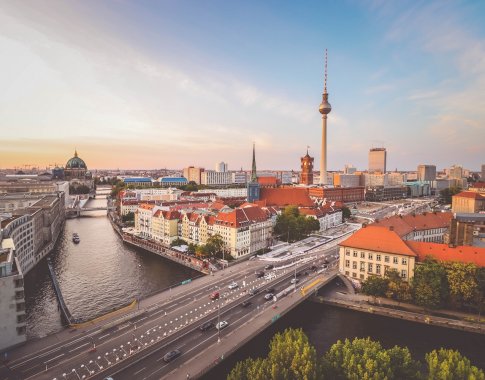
[72,233,80,244]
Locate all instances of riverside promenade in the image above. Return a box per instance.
[314,291,485,336]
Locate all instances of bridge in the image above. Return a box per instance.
[1,243,342,380]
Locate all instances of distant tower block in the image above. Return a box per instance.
[319,49,332,185]
[300,147,314,185]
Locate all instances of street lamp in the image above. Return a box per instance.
[217,300,221,344]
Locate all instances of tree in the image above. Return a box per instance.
[474,267,485,319]
[361,275,389,299]
[195,244,209,258]
[227,328,322,380]
[274,206,320,243]
[323,337,421,380]
[121,212,135,223]
[425,348,484,380]
[385,269,413,303]
[342,206,352,220]
[170,238,187,247]
[445,262,478,308]
[206,234,225,258]
[439,186,461,204]
[186,243,196,255]
[412,258,449,309]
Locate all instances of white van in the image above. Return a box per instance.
[264,272,276,281]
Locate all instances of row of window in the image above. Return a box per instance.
[345,249,407,265]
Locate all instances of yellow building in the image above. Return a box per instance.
[452,191,485,213]
[339,225,416,282]
[152,210,180,245]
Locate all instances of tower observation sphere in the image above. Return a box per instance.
[319,98,332,115]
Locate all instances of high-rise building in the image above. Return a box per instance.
[417,165,437,182]
[215,162,228,172]
[368,148,387,173]
[300,148,314,186]
[318,50,332,185]
[449,165,463,180]
[344,164,356,174]
[182,166,204,184]
[481,164,485,180]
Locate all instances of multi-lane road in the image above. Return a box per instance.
[1,245,339,380]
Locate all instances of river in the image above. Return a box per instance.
[24,192,485,375]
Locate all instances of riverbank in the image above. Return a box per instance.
[313,292,485,335]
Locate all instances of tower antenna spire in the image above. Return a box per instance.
[324,49,328,94]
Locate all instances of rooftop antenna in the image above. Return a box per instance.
[324,49,328,94]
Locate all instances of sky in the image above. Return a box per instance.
[0,0,484,172]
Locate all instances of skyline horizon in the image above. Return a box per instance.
[1,1,484,171]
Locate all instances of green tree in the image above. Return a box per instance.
[170,238,188,247]
[361,275,389,299]
[439,186,462,204]
[187,243,197,255]
[274,206,320,243]
[425,348,484,380]
[474,267,485,319]
[195,244,209,258]
[412,258,449,309]
[323,337,421,380]
[227,328,322,380]
[206,234,225,258]
[445,262,478,308]
[342,206,352,220]
[385,269,413,303]
[121,212,135,223]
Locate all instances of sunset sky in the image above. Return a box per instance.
[1,1,484,171]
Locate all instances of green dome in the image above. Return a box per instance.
[66,150,87,169]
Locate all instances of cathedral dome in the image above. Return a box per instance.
[66,150,87,169]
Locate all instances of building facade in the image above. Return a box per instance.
[368,147,387,173]
[183,167,204,185]
[300,150,314,186]
[201,171,232,186]
[417,164,437,182]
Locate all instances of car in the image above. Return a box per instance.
[264,293,274,301]
[216,320,229,330]
[290,278,300,284]
[163,349,181,363]
[199,321,214,331]
[249,287,260,295]
[264,264,274,270]
[255,271,264,278]
[210,291,220,300]
[228,282,239,290]
[310,265,318,271]
[241,300,252,307]
[266,287,275,293]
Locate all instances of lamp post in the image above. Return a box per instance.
[217,300,221,344]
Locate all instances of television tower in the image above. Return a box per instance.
[318,49,332,185]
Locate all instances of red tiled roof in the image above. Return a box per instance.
[258,176,279,185]
[139,203,155,210]
[454,191,485,200]
[259,188,314,207]
[340,225,417,256]
[470,182,485,189]
[215,205,269,228]
[407,241,485,267]
[373,212,452,237]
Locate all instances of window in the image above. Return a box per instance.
[360,274,365,279]
[402,257,407,265]
[353,250,358,257]
[376,254,381,261]
[345,260,350,268]
[376,264,381,274]
[384,256,389,263]
[346,249,350,256]
[393,257,398,264]
[360,262,365,272]
[368,253,373,260]
[360,252,365,258]
[352,272,357,278]
[368,263,373,273]
[401,270,407,279]
[345,271,349,276]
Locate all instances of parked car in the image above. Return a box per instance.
[249,287,260,295]
[266,287,275,293]
[241,300,252,307]
[310,265,318,271]
[163,349,181,363]
[210,291,220,300]
[199,321,214,331]
[216,320,229,330]
[228,282,239,290]
[264,293,274,301]
[290,278,300,284]
[264,264,274,270]
[255,271,265,278]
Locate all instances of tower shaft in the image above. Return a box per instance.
[320,114,327,185]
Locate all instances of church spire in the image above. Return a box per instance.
[251,142,257,182]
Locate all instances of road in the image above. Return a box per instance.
[1,245,339,380]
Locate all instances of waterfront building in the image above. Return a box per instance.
[183,166,204,185]
[0,239,26,351]
[368,147,387,173]
[201,170,232,186]
[300,149,314,186]
[152,210,181,245]
[452,191,485,213]
[135,203,157,238]
[339,225,416,282]
[417,164,437,182]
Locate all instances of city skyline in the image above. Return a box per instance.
[1,1,484,171]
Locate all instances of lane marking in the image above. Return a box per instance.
[98,333,110,340]
[134,367,147,375]
[45,353,65,363]
[68,342,90,353]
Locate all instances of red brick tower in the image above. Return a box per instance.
[300,148,314,185]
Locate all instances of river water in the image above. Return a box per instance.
[24,193,485,374]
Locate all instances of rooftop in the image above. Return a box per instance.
[406,241,485,267]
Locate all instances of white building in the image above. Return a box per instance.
[201,170,232,186]
[197,188,248,198]
[0,239,26,351]
[215,162,228,172]
[232,171,247,185]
